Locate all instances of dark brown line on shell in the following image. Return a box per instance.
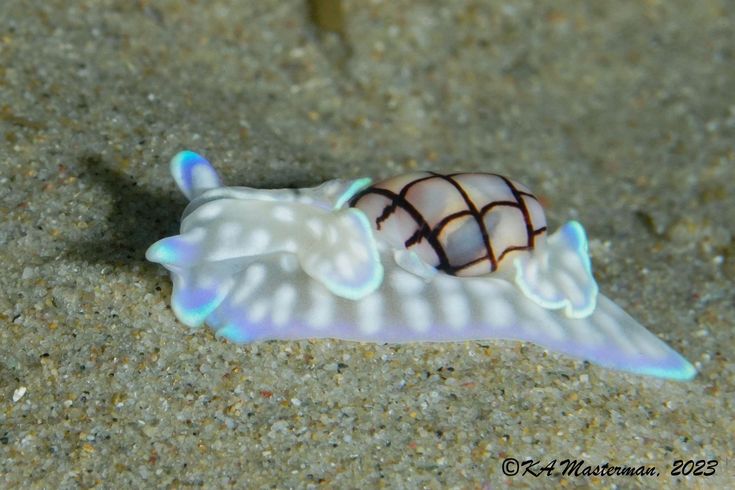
[351,172,544,276]
[497,175,536,248]
[372,175,436,230]
[350,186,452,271]
[429,172,498,271]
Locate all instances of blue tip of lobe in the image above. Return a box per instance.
[170,151,221,200]
[216,323,251,343]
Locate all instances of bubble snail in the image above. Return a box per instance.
[146,151,696,381]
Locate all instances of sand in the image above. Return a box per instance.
[1,1,733,487]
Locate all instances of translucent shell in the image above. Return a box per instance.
[349,172,547,276]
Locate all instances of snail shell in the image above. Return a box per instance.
[349,172,547,276]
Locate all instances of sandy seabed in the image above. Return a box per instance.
[1,1,733,488]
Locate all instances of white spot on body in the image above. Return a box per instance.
[336,253,354,280]
[349,242,370,261]
[482,298,515,328]
[219,222,243,242]
[247,299,270,323]
[195,272,219,289]
[184,227,207,244]
[306,219,323,236]
[433,274,461,293]
[279,254,299,272]
[196,203,224,220]
[248,229,271,252]
[232,264,267,303]
[390,270,425,295]
[306,286,334,329]
[326,226,338,245]
[272,205,295,222]
[357,293,382,334]
[281,240,298,252]
[271,284,297,327]
[404,298,432,333]
[441,292,470,330]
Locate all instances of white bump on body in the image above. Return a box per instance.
[279,254,299,272]
[271,284,297,327]
[326,226,338,245]
[281,240,298,252]
[306,218,323,235]
[247,299,269,323]
[306,286,334,329]
[185,227,207,243]
[248,229,271,252]
[196,203,223,220]
[357,293,382,334]
[232,264,267,303]
[390,270,425,295]
[482,297,515,328]
[404,297,432,333]
[433,274,461,293]
[349,242,370,261]
[196,272,218,289]
[336,253,354,279]
[442,292,469,330]
[272,205,295,222]
[219,222,242,242]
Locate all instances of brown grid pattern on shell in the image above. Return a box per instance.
[350,173,547,275]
